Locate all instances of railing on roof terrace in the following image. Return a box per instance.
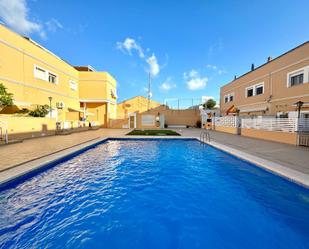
[241,118,309,133]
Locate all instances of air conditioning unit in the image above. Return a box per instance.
[56,102,65,109]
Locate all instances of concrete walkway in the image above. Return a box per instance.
[0,129,128,172]
[174,128,309,175]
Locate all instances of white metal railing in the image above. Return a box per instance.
[214,116,239,128]
[200,130,210,143]
[0,120,8,144]
[298,118,309,132]
[241,118,309,133]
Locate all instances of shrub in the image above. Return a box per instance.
[15,108,30,114]
[29,105,50,117]
[0,83,14,107]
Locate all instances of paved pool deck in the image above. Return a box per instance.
[0,129,128,172]
[0,128,308,188]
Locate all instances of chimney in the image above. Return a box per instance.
[234,75,237,80]
[251,63,255,71]
[267,56,272,62]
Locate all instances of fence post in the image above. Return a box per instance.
[295,118,299,132]
[5,125,8,144]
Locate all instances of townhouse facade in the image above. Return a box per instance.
[220,42,309,118]
[0,24,117,128]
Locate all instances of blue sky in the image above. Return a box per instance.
[0,0,308,105]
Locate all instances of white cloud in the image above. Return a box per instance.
[116,38,144,58]
[146,53,160,77]
[206,64,226,75]
[116,38,161,77]
[46,18,63,32]
[184,69,208,90]
[142,87,152,97]
[159,77,176,91]
[0,0,45,38]
[206,64,217,70]
[187,78,207,90]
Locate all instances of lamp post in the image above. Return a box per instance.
[295,101,304,119]
[48,96,53,118]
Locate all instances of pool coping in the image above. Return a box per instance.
[200,139,309,189]
[0,135,308,189]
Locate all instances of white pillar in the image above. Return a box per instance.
[83,102,87,120]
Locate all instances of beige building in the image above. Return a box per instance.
[220,42,309,118]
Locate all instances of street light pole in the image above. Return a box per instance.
[147,72,151,111]
[296,101,304,119]
[48,96,53,118]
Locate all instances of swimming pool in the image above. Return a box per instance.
[0,139,308,249]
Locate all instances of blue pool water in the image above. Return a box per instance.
[0,139,309,249]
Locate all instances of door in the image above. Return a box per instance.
[129,113,136,128]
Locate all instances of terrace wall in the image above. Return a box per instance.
[136,109,201,129]
[0,115,97,140]
[0,115,56,140]
[214,126,239,134]
[241,128,298,145]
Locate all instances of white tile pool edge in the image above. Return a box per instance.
[201,139,309,188]
[0,137,109,188]
[0,136,308,189]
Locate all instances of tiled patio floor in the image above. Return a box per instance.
[0,129,128,171]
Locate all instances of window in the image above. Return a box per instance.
[246,87,254,97]
[255,84,264,95]
[34,65,58,84]
[34,65,47,80]
[290,73,303,87]
[287,67,308,88]
[224,93,234,103]
[141,115,155,126]
[246,82,264,97]
[69,80,78,91]
[48,72,58,84]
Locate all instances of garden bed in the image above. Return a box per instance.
[127,130,181,136]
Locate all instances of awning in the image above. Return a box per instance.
[68,107,94,116]
[239,104,268,113]
[68,107,85,113]
[226,105,237,115]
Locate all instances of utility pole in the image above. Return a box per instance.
[147,72,151,111]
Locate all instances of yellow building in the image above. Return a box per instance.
[0,24,117,128]
[78,67,117,127]
[117,96,161,119]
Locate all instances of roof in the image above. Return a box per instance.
[74,65,97,72]
[224,41,309,86]
[0,23,101,74]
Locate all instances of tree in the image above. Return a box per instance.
[0,83,14,107]
[203,99,216,109]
